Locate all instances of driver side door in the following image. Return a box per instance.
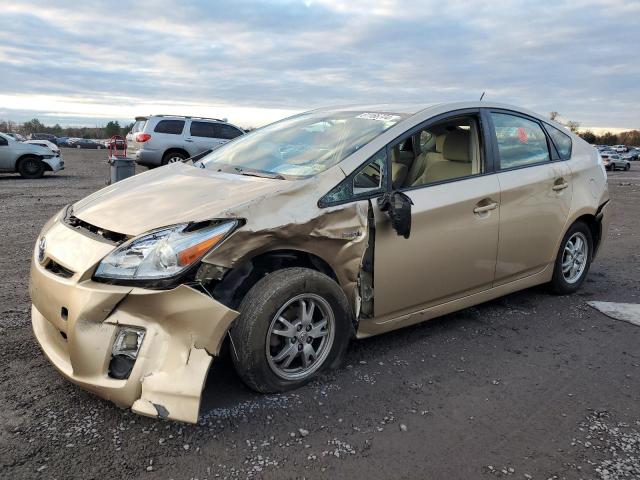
[371,110,501,326]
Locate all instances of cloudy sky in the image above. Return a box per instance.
[0,0,638,130]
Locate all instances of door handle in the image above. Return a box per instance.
[552,182,569,191]
[185,138,194,142]
[473,202,498,214]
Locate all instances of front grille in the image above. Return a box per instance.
[45,260,75,278]
[63,207,127,244]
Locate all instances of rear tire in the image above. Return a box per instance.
[625,163,630,171]
[17,156,45,179]
[550,221,593,295]
[161,151,187,165]
[230,268,353,393]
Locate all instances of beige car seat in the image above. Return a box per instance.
[416,129,472,184]
[405,134,445,186]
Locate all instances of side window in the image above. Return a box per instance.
[319,149,387,206]
[219,124,243,140]
[0,135,7,146]
[190,121,216,138]
[154,120,185,135]
[491,113,550,169]
[395,115,483,189]
[545,123,572,159]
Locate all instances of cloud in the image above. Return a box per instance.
[0,0,638,128]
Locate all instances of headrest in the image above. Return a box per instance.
[442,129,470,162]
[435,134,446,153]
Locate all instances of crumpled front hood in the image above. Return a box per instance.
[72,163,293,236]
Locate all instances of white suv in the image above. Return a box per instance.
[126,115,245,168]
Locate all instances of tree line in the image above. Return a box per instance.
[2,115,638,146]
[0,118,135,139]
[549,111,640,146]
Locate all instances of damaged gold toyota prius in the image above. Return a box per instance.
[31,102,610,423]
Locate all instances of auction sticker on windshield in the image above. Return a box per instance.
[356,113,401,122]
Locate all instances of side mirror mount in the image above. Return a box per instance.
[377,191,413,239]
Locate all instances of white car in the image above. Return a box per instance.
[24,139,61,157]
[614,145,627,153]
[0,132,64,178]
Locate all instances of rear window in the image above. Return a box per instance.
[545,124,572,159]
[131,120,147,134]
[154,120,185,135]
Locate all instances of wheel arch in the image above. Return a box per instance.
[16,154,42,171]
[562,209,605,258]
[207,248,341,311]
[162,147,190,163]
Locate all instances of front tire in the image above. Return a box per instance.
[550,221,593,294]
[625,163,630,171]
[17,156,45,179]
[230,268,353,393]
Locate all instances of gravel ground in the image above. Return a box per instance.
[1,150,639,479]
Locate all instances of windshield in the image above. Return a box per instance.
[198,110,406,177]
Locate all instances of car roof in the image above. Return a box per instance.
[313,101,560,125]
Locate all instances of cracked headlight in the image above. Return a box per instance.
[94,220,237,281]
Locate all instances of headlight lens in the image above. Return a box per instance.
[94,220,237,281]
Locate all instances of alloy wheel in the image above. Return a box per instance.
[562,232,588,284]
[266,294,335,381]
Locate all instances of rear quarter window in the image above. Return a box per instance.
[219,124,243,140]
[545,124,573,159]
[154,120,185,135]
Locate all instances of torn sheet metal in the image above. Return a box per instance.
[203,168,371,307]
[132,346,212,423]
[105,285,239,422]
[588,301,640,327]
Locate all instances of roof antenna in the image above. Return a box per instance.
[479,91,485,101]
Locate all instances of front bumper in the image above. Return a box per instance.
[43,156,64,172]
[30,219,238,423]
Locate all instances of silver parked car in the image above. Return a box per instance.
[0,132,64,178]
[601,153,630,171]
[126,115,245,168]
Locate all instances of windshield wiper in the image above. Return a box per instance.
[234,167,285,180]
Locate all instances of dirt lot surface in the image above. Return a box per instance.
[1,150,639,479]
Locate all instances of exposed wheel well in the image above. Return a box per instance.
[162,148,189,163]
[209,249,339,310]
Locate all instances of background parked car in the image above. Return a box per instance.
[126,115,245,167]
[0,132,64,178]
[6,132,26,142]
[601,153,631,171]
[622,149,639,161]
[29,133,58,145]
[56,136,71,147]
[613,144,627,153]
[24,139,61,157]
[70,138,105,149]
